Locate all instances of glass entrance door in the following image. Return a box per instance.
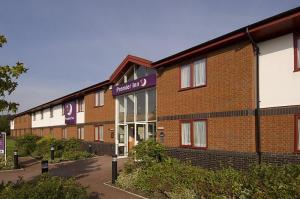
[117,124,128,156]
[135,123,147,145]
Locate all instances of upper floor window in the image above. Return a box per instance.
[62,104,65,115]
[294,33,300,72]
[180,58,206,89]
[33,112,36,121]
[50,107,53,118]
[95,90,104,107]
[77,98,84,112]
[181,120,207,148]
[41,110,44,120]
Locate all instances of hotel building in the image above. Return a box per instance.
[10,8,300,168]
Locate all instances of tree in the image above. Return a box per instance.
[0,34,27,113]
[0,115,10,135]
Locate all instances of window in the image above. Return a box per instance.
[148,89,156,121]
[50,107,53,118]
[118,96,125,123]
[77,127,84,140]
[62,104,65,115]
[180,58,206,89]
[94,126,104,141]
[62,127,67,139]
[77,98,84,112]
[181,64,191,89]
[294,33,300,71]
[296,116,300,151]
[181,122,191,146]
[40,128,43,137]
[95,90,104,106]
[50,128,54,138]
[33,112,36,121]
[136,92,146,121]
[41,110,44,120]
[180,120,207,148]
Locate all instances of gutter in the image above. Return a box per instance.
[246,27,261,164]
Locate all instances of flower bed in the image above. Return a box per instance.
[117,139,300,199]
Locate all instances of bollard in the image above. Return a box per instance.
[13,150,19,169]
[88,144,92,153]
[112,154,117,184]
[41,160,48,173]
[50,146,55,161]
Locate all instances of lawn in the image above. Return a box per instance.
[6,137,16,156]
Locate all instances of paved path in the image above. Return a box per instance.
[0,156,142,199]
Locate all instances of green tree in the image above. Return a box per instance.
[0,115,10,134]
[0,35,27,113]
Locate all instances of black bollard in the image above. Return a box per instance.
[88,144,92,153]
[13,150,19,169]
[112,154,118,184]
[50,146,54,161]
[41,160,48,173]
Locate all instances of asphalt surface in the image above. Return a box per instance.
[0,156,142,199]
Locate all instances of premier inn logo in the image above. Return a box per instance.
[65,101,76,125]
[112,73,156,96]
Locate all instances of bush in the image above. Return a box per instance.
[62,151,92,161]
[117,140,300,199]
[15,134,40,156]
[130,139,166,167]
[0,156,13,170]
[0,175,88,199]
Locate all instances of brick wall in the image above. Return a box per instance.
[157,42,255,117]
[157,42,256,153]
[84,88,115,123]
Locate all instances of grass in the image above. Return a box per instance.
[6,137,16,156]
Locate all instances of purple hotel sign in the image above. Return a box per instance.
[112,73,156,96]
[0,133,5,154]
[64,101,77,125]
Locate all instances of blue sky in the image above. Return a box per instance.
[1,0,299,113]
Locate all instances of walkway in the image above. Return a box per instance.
[0,156,142,199]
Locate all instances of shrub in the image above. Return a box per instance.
[35,136,56,159]
[62,151,92,161]
[0,175,88,199]
[130,139,166,167]
[62,138,81,152]
[0,156,13,170]
[15,134,40,156]
[117,149,300,199]
[244,164,300,199]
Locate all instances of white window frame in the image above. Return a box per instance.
[95,125,104,141]
[78,127,84,140]
[95,90,104,106]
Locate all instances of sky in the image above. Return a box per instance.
[1,0,299,113]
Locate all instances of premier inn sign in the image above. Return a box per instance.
[112,73,156,96]
[64,101,77,125]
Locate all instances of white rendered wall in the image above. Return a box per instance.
[32,105,65,128]
[10,120,14,130]
[259,33,300,108]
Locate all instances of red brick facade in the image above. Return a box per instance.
[10,8,300,167]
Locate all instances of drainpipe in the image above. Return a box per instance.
[246,27,261,164]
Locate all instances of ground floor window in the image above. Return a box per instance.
[62,127,67,139]
[77,127,84,140]
[40,128,43,137]
[50,128,54,138]
[296,116,300,151]
[180,120,207,148]
[95,125,104,141]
